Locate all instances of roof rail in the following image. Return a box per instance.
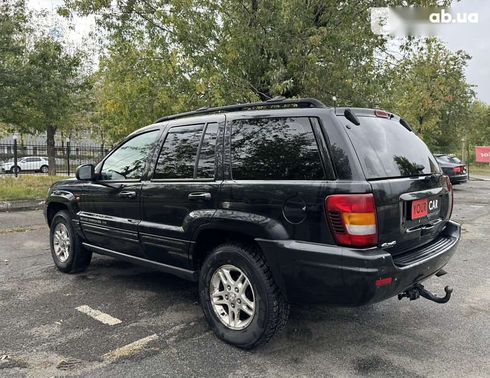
[155,97,327,123]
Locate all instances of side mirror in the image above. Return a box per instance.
[76,164,95,181]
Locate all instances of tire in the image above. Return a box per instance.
[10,166,20,174]
[40,165,49,174]
[50,210,92,273]
[199,243,289,349]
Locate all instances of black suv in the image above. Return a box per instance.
[45,98,460,348]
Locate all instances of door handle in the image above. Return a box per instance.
[118,191,137,199]
[188,192,212,201]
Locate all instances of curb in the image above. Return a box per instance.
[470,176,490,182]
[0,200,44,212]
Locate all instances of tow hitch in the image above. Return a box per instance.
[398,283,453,304]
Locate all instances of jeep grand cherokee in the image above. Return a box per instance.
[44,98,460,349]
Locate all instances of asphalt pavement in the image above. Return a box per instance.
[0,181,489,377]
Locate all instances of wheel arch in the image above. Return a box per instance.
[46,202,69,226]
[46,190,78,226]
[190,222,288,298]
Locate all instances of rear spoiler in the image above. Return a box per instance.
[335,107,413,132]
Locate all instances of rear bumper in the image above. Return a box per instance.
[449,174,468,183]
[257,220,461,305]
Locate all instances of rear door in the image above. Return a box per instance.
[138,116,224,268]
[220,114,336,244]
[341,112,452,255]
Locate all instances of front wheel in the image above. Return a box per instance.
[50,210,92,273]
[10,166,20,174]
[199,243,289,349]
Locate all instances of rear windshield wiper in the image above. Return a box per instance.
[344,108,360,126]
[400,118,413,131]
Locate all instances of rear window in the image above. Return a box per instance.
[344,116,440,179]
[154,125,204,179]
[436,155,462,164]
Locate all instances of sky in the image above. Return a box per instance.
[436,0,490,104]
[27,0,95,46]
[29,0,489,104]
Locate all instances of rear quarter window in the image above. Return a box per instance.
[343,116,440,179]
[230,117,325,180]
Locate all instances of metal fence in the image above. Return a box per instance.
[0,143,108,176]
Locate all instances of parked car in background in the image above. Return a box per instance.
[435,154,468,184]
[1,156,49,174]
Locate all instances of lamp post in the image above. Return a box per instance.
[461,137,465,163]
[13,133,18,177]
[66,137,71,176]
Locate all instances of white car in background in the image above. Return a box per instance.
[0,156,49,174]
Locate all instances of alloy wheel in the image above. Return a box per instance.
[53,223,71,263]
[209,264,256,330]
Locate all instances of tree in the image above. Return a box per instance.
[1,2,86,174]
[0,0,28,128]
[467,101,490,148]
[21,37,83,174]
[382,39,475,150]
[61,0,448,143]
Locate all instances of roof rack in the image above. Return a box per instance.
[155,97,327,123]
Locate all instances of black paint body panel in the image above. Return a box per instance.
[45,107,461,305]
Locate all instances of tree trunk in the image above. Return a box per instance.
[47,125,57,176]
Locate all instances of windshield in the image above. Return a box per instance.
[343,116,441,179]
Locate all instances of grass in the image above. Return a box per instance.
[469,164,490,177]
[0,175,70,201]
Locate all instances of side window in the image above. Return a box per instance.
[197,123,219,178]
[153,124,204,179]
[231,117,325,180]
[101,131,159,181]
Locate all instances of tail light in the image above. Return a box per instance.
[445,176,454,218]
[325,194,378,248]
[453,166,463,174]
[374,110,390,118]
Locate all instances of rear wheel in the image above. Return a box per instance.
[40,165,49,173]
[199,243,289,349]
[50,210,92,273]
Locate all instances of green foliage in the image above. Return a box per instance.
[21,37,83,133]
[0,1,86,174]
[1,0,485,154]
[382,39,475,149]
[467,101,490,147]
[63,0,448,143]
[0,0,28,127]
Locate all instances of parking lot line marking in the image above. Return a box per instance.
[103,334,158,362]
[76,305,122,326]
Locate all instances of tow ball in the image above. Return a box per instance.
[398,283,453,304]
